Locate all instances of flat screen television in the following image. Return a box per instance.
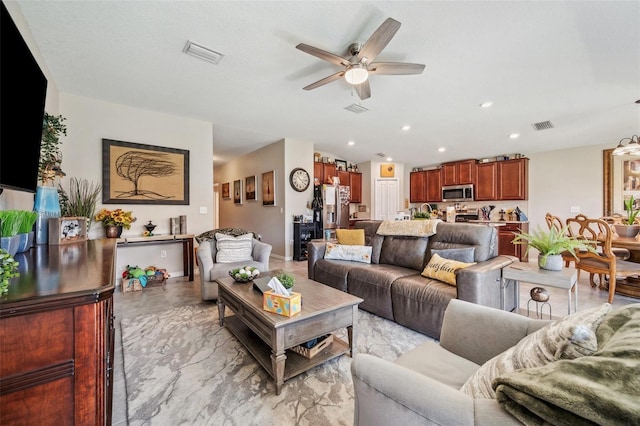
[0,1,48,193]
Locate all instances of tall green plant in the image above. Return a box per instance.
[58,177,102,228]
[0,210,21,237]
[16,211,38,234]
[624,195,640,225]
[39,113,67,186]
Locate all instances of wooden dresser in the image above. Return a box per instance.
[0,239,116,425]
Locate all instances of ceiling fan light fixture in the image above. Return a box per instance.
[344,64,369,85]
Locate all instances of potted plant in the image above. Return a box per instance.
[0,248,19,295]
[276,271,295,290]
[614,195,640,238]
[94,208,137,238]
[58,177,102,235]
[34,113,67,244]
[412,211,432,220]
[511,225,595,271]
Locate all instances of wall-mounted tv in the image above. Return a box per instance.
[0,1,48,193]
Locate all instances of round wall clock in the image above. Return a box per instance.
[289,167,310,192]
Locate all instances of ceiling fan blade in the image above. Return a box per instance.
[296,43,351,66]
[354,80,371,100]
[368,62,426,75]
[357,18,401,64]
[303,71,345,91]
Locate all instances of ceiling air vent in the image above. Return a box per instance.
[345,103,369,114]
[531,120,554,131]
[183,40,224,64]
[376,153,386,158]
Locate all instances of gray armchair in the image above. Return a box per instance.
[350,299,550,426]
[196,234,272,300]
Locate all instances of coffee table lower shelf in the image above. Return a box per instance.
[224,314,349,382]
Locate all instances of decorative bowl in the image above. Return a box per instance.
[229,266,260,283]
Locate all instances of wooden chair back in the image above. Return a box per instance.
[544,212,564,233]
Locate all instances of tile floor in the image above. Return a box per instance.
[111,258,638,425]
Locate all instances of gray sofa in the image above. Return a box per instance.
[307,220,517,338]
[196,234,272,300]
[351,299,640,425]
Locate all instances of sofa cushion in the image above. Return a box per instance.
[215,233,253,263]
[336,229,365,245]
[431,247,475,263]
[421,253,475,286]
[348,265,416,320]
[391,274,457,339]
[460,303,611,399]
[313,258,362,292]
[427,223,497,262]
[324,242,372,263]
[379,236,428,271]
[396,340,480,390]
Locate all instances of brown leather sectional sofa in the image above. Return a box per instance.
[307,220,517,339]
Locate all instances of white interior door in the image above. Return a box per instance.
[374,179,399,220]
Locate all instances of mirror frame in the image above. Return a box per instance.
[603,148,613,216]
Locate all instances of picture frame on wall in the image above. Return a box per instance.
[233,179,242,204]
[221,182,230,199]
[335,159,347,171]
[245,175,257,201]
[262,170,276,206]
[102,139,189,205]
[380,163,395,178]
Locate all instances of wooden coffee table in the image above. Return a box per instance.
[216,273,363,394]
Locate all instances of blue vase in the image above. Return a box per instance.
[33,186,61,245]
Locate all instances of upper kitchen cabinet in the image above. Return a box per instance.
[474,158,528,201]
[349,172,362,203]
[425,169,442,202]
[410,170,427,203]
[314,161,337,184]
[441,159,475,186]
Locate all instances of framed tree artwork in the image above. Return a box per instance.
[262,170,276,206]
[233,179,242,204]
[102,139,189,204]
[221,182,230,199]
[245,175,257,201]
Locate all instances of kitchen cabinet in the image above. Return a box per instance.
[313,162,337,185]
[293,222,315,261]
[499,158,528,200]
[474,158,528,201]
[410,171,427,203]
[425,169,442,202]
[442,159,475,185]
[338,170,350,186]
[498,222,529,261]
[0,240,116,425]
[349,172,362,203]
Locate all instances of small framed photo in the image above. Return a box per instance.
[48,216,88,245]
[358,205,367,213]
[335,159,347,171]
[245,175,257,201]
[221,182,230,199]
[262,170,276,206]
[233,179,242,204]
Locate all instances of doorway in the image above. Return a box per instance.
[374,179,399,220]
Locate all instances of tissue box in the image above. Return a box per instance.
[263,290,302,317]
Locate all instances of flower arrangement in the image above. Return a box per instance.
[94,208,137,229]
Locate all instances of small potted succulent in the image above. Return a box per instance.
[276,271,295,290]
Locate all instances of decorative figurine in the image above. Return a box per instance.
[143,220,157,236]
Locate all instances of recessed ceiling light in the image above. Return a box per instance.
[509,133,520,139]
[386,157,393,162]
[347,140,355,146]
[479,102,493,108]
[438,147,446,152]
[401,125,411,131]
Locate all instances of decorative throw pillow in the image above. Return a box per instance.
[324,243,372,263]
[431,247,475,263]
[421,253,475,286]
[215,233,253,263]
[336,229,366,245]
[460,303,611,399]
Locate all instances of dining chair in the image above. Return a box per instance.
[565,215,640,303]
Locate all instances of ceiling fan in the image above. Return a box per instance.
[296,17,425,100]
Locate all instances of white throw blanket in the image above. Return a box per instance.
[376,219,441,237]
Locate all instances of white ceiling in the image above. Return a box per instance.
[15,1,640,168]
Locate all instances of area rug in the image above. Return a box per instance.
[121,303,433,426]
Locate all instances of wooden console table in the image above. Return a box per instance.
[116,233,195,281]
[0,239,116,425]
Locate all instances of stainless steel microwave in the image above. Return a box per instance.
[442,184,474,202]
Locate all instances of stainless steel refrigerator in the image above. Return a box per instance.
[322,184,350,230]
